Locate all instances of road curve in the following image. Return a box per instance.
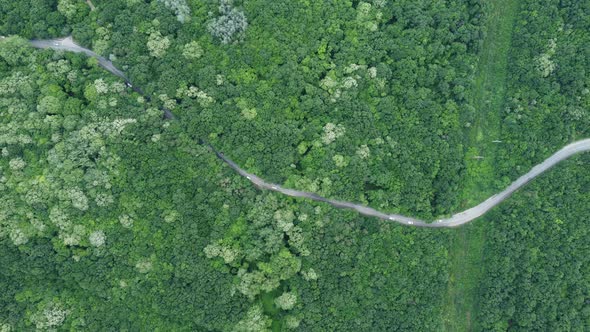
[29,37,176,120]
[27,37,590,228]
[205,140,590,228]
[31,36,128,80]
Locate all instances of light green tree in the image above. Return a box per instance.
[147,31,170,58]
[233,305,271,332]
[57,0,78,19]
[182,41,203,59]
[274,291,297,310]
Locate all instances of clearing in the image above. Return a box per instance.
[443,0,519,330]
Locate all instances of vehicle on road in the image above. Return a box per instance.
[29,36,590,228]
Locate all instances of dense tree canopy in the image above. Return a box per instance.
[0,0,588,331]
[477,0,590,329]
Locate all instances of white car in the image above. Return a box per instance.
[408,221,414,225]
[126,82,132,87]
[53,42,59,46]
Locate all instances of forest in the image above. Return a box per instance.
[476,0,590,330]
[0,0,588,331]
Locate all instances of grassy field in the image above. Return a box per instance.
[443,0,519,330]
[443,221,486,331]
[461,0,520,204]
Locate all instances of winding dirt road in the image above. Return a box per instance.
[28,36,590,228]
[30,37,176,119]
[31,36,128,80]
[206,140,590,228]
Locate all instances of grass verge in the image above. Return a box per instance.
[443,0,519,330]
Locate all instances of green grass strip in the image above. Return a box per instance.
[443,0,519,330]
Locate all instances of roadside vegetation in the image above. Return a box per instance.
[447,0,590,330]
[444,0,519,330]
[0,0,588,331]
[0,0,484,330]
[476,0,590,329]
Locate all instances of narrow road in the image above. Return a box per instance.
[86,0,96,11]
[206,140,590,228]
[31,36,128,80]
[30,37,176,120]
[28,37,590,228]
